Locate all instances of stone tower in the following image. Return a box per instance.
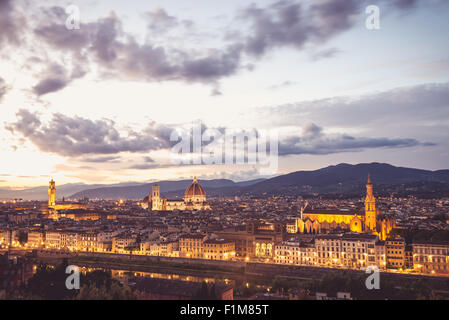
[364,174,377,232]
[48,179,56,206]
[152,185,161,211]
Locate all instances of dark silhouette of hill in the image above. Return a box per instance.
[65,163,449,199]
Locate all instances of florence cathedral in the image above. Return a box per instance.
[149,177,211,211]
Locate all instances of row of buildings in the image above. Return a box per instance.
[8,226,447,275]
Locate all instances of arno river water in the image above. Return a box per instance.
[37,263,273,293]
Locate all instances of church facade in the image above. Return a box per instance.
[297,175,395,240]
[150,177,211,211]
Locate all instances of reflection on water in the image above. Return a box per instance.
[35,264,271,292]
[78,266,234,286]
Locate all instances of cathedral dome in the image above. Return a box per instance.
[184,177,206,202]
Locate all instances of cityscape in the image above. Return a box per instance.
[1,0,449,306]
[1,166,449,300]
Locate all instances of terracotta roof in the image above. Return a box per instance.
[184,177,206,198]
[304,208,363,216]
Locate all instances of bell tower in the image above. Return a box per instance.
[365,174,377,231]
[48,179,56,206]
[152,185,161,211]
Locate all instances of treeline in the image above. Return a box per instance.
[236,273,448,300]
[11,259,136,300]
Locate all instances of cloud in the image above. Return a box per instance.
[0,0,25,45]
[0,77,9,101]
[25,0,434,94]
[268,80,299,90]
[33,78,68,96]
[5,110,173,156]
[78,156,121,163]
[310,47,341,61]
[32,12,244,87]
[144,7,193,34]
[392,0,420,9]
[262,82,449,130]
[31,60,88,96]
[278,122,433,156]
[237,0,359,56]
[143,156,155,163]
[5,108,434,160]
[128,163,163,170]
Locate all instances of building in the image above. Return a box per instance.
[1,229,19,247]
[48,179,56,206]
[298,175,395,240]
[143,240,179,257]
[274,233,386,270]
[77,232,98,252]
[385,238,406,270]
[375,241,387,270]
[314,233,380,270]
[413,241,449,274]
[112,233,137,253]
[51,209,116,221]
[405,244,414,269]
[215,222,285,260]
[46,180,86,211]
[179,234,205,258]
[286,221,298,234]
[27,231,45,248]
[44,231,61,249]
[274,240,316,266]
[151,177,211,211]
[60,231,78,251]
[203,238,236,260]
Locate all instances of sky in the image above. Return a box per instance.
[0,0,449,188]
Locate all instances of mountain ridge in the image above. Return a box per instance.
[2,163,449,200]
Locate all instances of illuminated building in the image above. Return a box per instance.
[286,221,298,234]
[178,234,205,258]
[1,229,19,247]
[413,241,449,274]
[151,177,211,211]
[274,240,316,266]
[44,231,62,249]
[78,232,98,252]
[49,209,116,221]
[60,231,78,251]
[203,238,236,260]
[112,233,137,253]
[142,240,179,257]
[215,222,284,259]
[46,179,86,212]
[27,231,44,248]
[274,233,386,270]
[314,234,382,270]
[385,238,406,270]
[48,179,56,206]
[297,175,395,240]
[375,241,387,269]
